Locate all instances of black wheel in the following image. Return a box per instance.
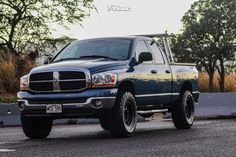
[108,92,137,137]
[99,116,109,130]
[172,91,195,129]
[21,116,53,139]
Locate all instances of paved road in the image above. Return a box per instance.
[0,119,236,157]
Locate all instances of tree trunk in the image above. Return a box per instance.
[7,42,19,56]
[6,42,17,55]
[206,60,216,92]
[208,71,214,92]
[218,60,225,92]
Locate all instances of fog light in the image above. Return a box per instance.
[91,99,103,109]
[18,101,25,111]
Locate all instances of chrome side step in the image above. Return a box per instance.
[137,109,168,114]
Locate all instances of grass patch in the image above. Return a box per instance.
[199,72,236,92]
[0,94,17,103]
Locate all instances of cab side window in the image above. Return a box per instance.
[147,41,165,64]
[136,40,153,63]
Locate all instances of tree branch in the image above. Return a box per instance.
[0,0,15,9]
[0,36,7,42]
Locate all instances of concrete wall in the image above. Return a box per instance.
[0,92,236,126]
[195,92,236,117]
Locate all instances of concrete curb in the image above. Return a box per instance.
[0,92,236,127]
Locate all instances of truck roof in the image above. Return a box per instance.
[72,36,153,43]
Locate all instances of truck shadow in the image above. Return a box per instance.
[22,124,197,143]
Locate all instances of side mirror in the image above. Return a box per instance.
[138,52,153,63]
[44,56,53,64]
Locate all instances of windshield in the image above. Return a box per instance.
[53,39,131,62]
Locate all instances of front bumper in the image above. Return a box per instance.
[17,88,118,118]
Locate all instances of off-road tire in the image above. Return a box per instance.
[99,116,109,130]
[21,116,53,139]
[172,91,195,129]
[108,92,137,137]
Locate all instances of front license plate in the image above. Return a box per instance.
[46,104,62,113]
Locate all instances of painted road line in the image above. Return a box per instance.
[0,149,16,152]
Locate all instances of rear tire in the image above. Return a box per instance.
[172,91,195,129]
[21,116,53,139]
[108,92,137,137]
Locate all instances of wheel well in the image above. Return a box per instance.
[118,81,135,95]
[181,81,192,93]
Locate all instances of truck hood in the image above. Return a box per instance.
[30,59,128,74]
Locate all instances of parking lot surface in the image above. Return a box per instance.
[0,119,236,157]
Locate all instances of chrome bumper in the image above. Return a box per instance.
[18,96,116,110]
[17,88,118,118]
[18,96,116,118]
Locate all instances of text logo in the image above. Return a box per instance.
[107,5,131,12]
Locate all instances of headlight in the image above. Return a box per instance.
[92,73,117,88]
[20,75,29,90]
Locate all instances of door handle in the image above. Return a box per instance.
[151,70,157,74]
[165,70,171,73]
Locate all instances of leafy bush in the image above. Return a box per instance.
[0,54,34,93]
[0,55,18,93]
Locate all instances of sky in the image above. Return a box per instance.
[51,0,197,40]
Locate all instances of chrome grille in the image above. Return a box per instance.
[29,71,88,92]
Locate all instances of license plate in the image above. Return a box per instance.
[46,104,62,113]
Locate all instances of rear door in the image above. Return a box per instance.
[146,40,172,105]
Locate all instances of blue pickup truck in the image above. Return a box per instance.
[17,35,199,138]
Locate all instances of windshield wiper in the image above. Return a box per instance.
[78,55,117,60]
[53,55,117,63]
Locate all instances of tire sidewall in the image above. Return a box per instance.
[181,91,195,126]
[120,92,137,133]
[109,91,137,137]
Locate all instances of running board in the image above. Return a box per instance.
[137,109,168,114]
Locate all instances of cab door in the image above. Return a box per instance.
[133,40,161,106]
[146,40,172,105]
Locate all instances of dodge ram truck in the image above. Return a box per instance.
[17,35,199,139]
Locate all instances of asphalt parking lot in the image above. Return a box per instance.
[0,119,236,157]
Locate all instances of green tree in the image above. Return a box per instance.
[171,33,218,92]
[177,0,236,92]
[0,0,95,55]
[170,34,196,64]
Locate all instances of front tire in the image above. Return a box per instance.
[108,92,137,137]
[21,116,53,139]
[172,91,195,129]
[99,116,109,130]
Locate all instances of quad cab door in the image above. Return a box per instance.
[146,40,172,105]
[133,40,159,106]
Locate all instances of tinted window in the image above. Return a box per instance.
[136,40,153,63]
[53,39,131,61]
[147,41,165,64]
